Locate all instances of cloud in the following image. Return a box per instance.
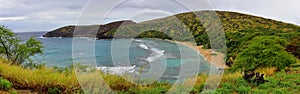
[0,16,28,21]
[209,0,300,25]
[0,0,300,32]
[0,0,88,32]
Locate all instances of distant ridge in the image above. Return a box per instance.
[43,10,300,39]
[43,20,136,38]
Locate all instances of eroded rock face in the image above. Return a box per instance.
[43,20,137,39]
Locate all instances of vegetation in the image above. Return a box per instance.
[216,67,300,94]
[233,36,297,71]
[0,77,13,90]
[287,37,300,59]
[0,26,43,67]
[0,58,80,93]
[1,57,300,93]
[136,30,172,40]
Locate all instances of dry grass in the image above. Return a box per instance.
[0,58,172,93]
[0,58,81,93]
[2,57,283,93]
[255,67,277,76]
[220,72,243,83]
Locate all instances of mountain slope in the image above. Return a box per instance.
[43,20,136,38]
[43,11,300,67]
[44,11,300,40]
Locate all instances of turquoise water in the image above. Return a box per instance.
[17,32,213,80]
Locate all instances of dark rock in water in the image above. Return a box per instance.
[43,20,136,39]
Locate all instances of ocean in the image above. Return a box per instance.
[16,32,213,81]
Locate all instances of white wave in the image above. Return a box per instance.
[138,43,149,50]
[53,37,62,38]
[78,37,96,39]
[37,36,46,39]
[145,40,155,44]
[142,48,165,62]
[150,48,165,54]
[96,65,136,75]
[133,39,144,42]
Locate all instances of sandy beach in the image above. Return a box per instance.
[172,41,228,69]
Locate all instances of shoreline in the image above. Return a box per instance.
[170,40,228,69]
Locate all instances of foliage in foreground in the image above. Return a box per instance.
[216,67,300,94]
[0,77,13,91]
[0,56,299,94]
[0,58,80,93]
[0,26,43,67]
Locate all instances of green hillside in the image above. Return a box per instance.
[44,10,300,70]
[101,11,300,68]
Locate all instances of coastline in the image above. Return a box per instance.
[170,40,228,69]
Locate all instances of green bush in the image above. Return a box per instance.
[216,83,234,93]
[0,77,13,90]
[126,86,168,94]
[252,89,268,94]
[235,78,249,87]
[0,26,43,68]
[236,86,251,94]
[274,89,289,94]
[10,90,18,94]
[47,87,62,94]
[233,36,297,71]
[286,37,300,59]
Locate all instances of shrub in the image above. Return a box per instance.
[47,87,62,94]
[0,26,43,67]
[286,37,300,59]
[236,86,251,94]
[133,86,168,94]
[0,77,13,90]
[233,36,297,71]
[10,90,18,94]
[274,89,288,94]
[217,83,234,93]
[252,89,268,94]
[235,78,249,87]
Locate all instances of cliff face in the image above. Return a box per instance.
[43,20,136,39]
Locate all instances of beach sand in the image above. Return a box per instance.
[172,41,228,69]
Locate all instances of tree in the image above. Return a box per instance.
[0,26,43,65]
[233,36,297,72]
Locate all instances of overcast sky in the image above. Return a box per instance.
[0,0,300,32]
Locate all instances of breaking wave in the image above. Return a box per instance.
[96,65,137,75]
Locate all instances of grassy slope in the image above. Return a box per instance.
[104,11,300,39]
[0,58,80,93]
[1,57,299,93]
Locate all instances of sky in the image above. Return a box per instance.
[0,0,300,32]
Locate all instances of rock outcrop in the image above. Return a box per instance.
[43,20,136,39]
